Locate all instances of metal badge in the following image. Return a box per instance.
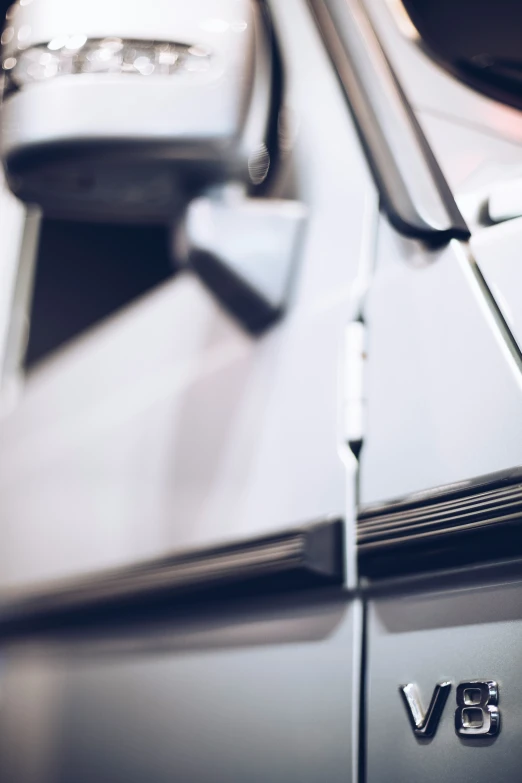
[455,680,500,737]
[400,680,501,740]
[400,682,452,738]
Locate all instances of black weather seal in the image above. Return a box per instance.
[0,518,344,633]
[358,467,522,578]
[307,0,469,243]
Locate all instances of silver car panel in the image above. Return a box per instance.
[0,595,361,783]
[0,0,375,589]
[366,579,522,782]
[471,218,522,356]
[360,216,522,505]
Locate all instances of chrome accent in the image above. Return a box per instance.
[0,519,344,635]
[344,320,366,457]
[2,37,212,95]
[400,682,452,738]
[358,466,522,578]
[307,0,469,241]
[455,680,500,738]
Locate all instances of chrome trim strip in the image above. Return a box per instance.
[307,0,469,241]
[358,467,522,577]
[0,518,344,631]
[1,37,212,97]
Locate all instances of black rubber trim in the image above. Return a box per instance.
[358,600,368,783]
[252,0,285,197]
[0,518,344,633]
[358,467,522,578]
[307,0,469,243]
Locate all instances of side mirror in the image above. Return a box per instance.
[0,0,306,334]
[0,0,276,220]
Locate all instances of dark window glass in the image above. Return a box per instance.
[402,0,522,110]
[25,221,174,369]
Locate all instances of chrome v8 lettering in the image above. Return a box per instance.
[400,681,500,739]
[455,681,500,737]
[400,682,452,738]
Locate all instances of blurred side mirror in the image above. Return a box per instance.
[0,0,277,221]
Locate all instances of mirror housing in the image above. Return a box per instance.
[0,0,277,220]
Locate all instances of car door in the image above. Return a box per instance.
[337,0,522,780]
[0,1,373,781]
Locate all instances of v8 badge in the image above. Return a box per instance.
[455,681,500,737]
[400,680,500,738]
